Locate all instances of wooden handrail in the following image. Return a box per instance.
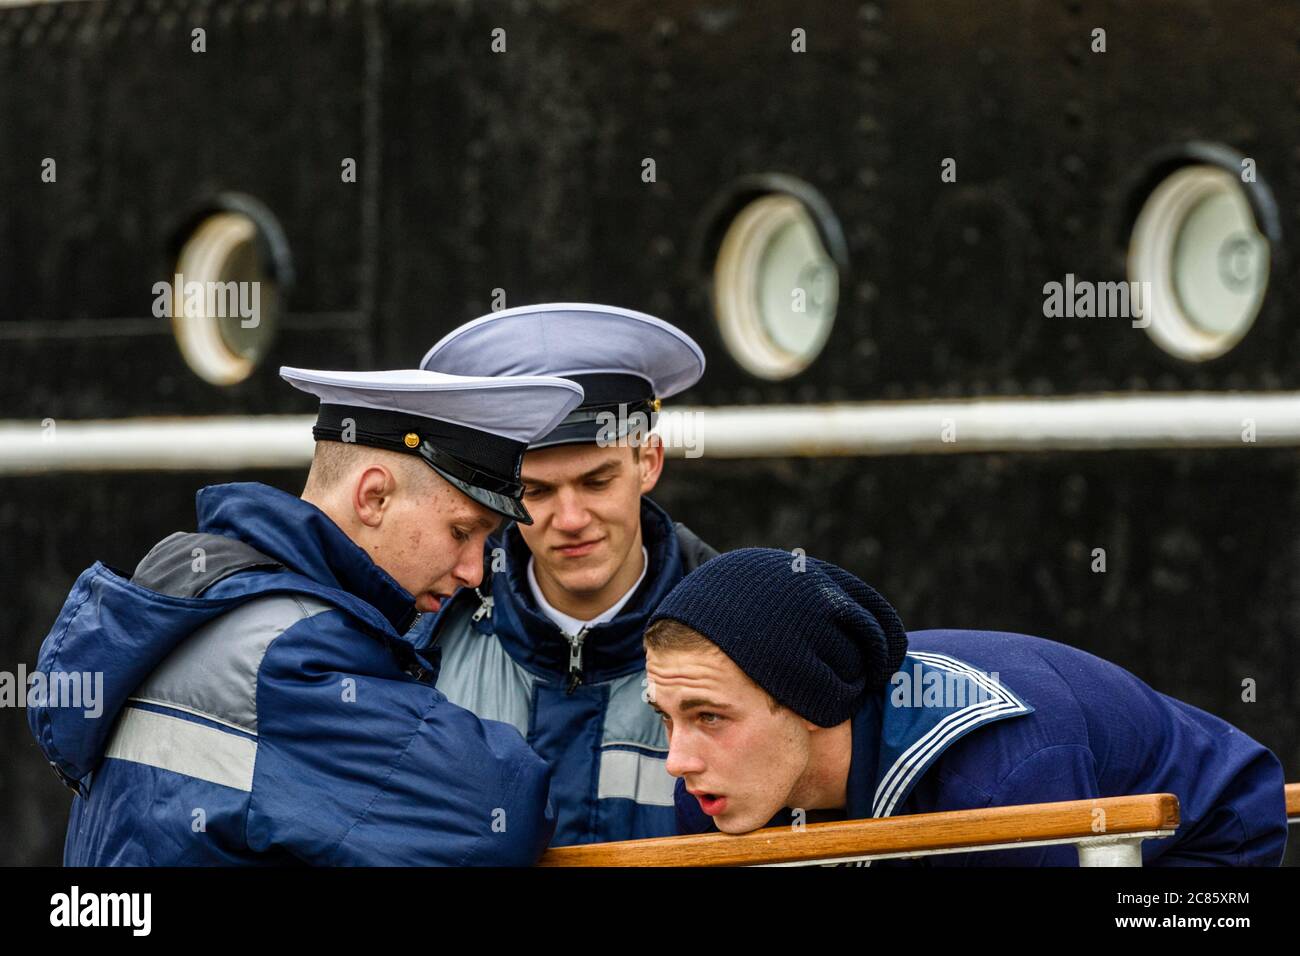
[538,793,1180,867]
[1286,783,1300,820]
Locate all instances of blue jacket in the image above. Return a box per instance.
[677,630,1288,866]
[28,482,556,866]
[419,496,717,846]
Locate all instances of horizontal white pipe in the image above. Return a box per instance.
[1,392,1297,474]
[656,393,1300,458]
[0,416,316,473]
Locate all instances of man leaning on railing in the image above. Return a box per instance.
[641,548,1287,866]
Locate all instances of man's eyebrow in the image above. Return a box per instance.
[580,461,621,480]
[522,461,622,489]
[679,698,731,712]
[458,513,500,532]
[646,698,729,715]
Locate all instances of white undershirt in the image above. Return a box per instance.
[526,546,650,637]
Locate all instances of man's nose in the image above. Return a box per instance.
[551,488,590,533]
[664,729,705,779]
[455,546,484,589]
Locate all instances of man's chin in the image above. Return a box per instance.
[538,561,615,597]
[713,810,766,835]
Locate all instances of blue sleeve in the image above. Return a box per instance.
[246,611,556,865]
[674,777,717,835]
[1154,736,1287,867]
[923,744,1101,867]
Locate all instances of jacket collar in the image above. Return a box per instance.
[196,482,419,635]
[483,495,686,682]
[846,649,1034,819]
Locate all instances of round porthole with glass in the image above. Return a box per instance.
[1127,164,1270,362]
[713,193,840,380]
[170,211,280,386]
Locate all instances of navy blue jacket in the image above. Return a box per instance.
[29,482,556,865]
[419,496,717,846]
[677,629,1288,866]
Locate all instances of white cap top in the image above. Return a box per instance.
[419,302,706,400]
[279,367,585,445]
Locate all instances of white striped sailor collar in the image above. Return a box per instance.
[845,650,1034,820]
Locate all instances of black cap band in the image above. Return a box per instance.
[312,404,534,523]
[531,373,659,448]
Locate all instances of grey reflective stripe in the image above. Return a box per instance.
[104,706,256,792]
[597,749,675,807]
[600,670,667,751]
[434,619,534,738]
[435,604,675,807]
[135,594,333,734]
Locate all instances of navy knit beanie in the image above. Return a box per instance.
[647,548,908,727]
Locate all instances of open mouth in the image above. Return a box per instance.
[418,593,448,613]
[694,792,728,816]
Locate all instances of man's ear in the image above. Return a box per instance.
[353,464,397,528]
[637,437,665,494]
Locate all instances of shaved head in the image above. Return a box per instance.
[299,440,502,613]
[302,441,438,498]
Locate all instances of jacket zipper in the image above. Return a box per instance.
[471,588,494,623]
[566,625,591,694]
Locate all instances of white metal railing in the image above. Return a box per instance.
[4,392,1300,473]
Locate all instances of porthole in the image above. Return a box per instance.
[713,193,840,380]
[170,211,280,386]
[1128,164,1270,362]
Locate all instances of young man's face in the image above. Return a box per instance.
[646,642,814,834]
[347,462,501,615]
[381,480,501,614]
[518,441,663,600]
